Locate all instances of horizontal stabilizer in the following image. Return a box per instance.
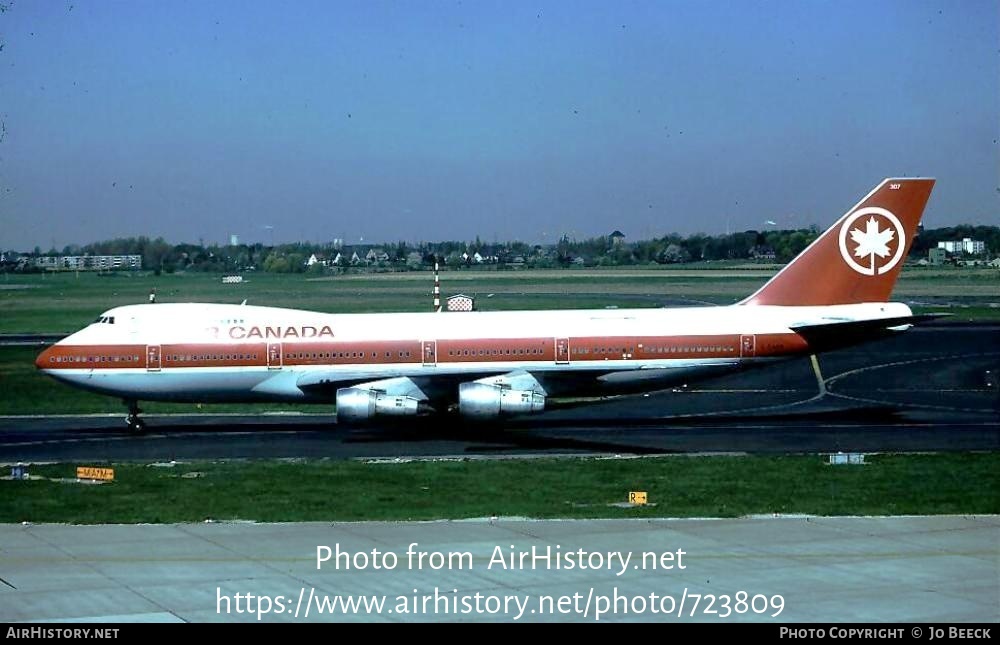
[791,314,949,353]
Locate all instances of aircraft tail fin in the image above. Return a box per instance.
[740,178,935,306]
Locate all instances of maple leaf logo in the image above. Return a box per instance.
[849,216,895,272]
[837,208,905,276]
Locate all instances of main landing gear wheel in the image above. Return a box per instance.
[124,400,146,434]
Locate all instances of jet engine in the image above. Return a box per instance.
[458,382,545,419]
[336,387,421,422]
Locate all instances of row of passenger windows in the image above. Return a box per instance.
[168,354,258,362]
[447,348,544,357]
[644,345,736,354]
[285,351,412,360]
[50,355,137,363]
[568,345,736,356]
[572,347,631,355]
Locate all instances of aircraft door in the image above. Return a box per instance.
[422,340,437,366]
[555,338,570,364]
[267,342,282,369]
[740,334,756,358]
[146,345,161,372]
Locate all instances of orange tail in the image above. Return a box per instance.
[740,178,935,306]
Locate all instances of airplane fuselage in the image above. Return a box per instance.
[37,300,911,404]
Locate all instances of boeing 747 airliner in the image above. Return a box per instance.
[36,178,936,432]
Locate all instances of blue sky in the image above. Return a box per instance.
[1,0,997,249]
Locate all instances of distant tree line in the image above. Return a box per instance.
[3,225,998,274]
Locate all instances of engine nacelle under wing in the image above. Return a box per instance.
[458,382,545,419]
[336,387,421,422]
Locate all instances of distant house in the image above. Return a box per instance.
[365,248,390,263]
[349,251,362,266]
[609,230,626,247]
[749,245,776,261]
[477,247,501,263]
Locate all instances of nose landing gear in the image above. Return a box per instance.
[124,400,146,434]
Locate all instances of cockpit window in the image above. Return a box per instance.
[93,316,116,324]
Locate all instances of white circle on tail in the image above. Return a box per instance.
[837,207,906,276]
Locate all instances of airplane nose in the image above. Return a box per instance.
[35,344,55,370]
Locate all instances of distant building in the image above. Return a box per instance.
[230,234,239,246]
[33,256,59,270]
[34,255,141,271]
[749,245,776,261]
[609,230,626,247]
[446,294,475,312]
[928,248,948,266]
[938,238,985,255]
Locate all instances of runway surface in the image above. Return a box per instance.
[1,324,997,462]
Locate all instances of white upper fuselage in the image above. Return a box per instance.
[60,301,911,344]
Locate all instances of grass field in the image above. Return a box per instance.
[1,265,997,334]
[2,453,997,524]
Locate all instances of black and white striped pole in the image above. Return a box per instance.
[433,258,441,312]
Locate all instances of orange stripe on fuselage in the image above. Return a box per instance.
[36,333,809,371]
